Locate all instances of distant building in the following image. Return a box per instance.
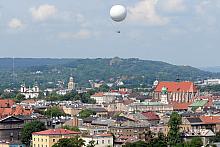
[68,77,76,90]
[20,83,40,99]
[82,134,113,147]
[203,79,220,85]
[32,129,80,147]
[152,81,199,103]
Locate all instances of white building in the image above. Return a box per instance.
[68,77,76,90]
[82,134,113,147]
[203,79,220,85]
[20,83,40,99]
[91,92,120,104]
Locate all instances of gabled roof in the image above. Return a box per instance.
[141,111,160,121]
[173,102,191,110]
[32,128,80,135]
[91,92,104,97]
[154,81,197,93]
[200,116,220,124]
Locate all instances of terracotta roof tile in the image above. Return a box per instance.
[141,111,160,120]
[200,116,220,124]
[172,102,191,110]
[91,92,104,97]
[32,129,80,135]
[155,81,197,93]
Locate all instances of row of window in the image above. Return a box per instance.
[33,138,56,142]
[33,144,47,147]
[33,138,48,142]
[96,140,111,145]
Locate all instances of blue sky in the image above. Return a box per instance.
[0,0,219,67]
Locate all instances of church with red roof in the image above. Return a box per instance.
[152,81,199,103]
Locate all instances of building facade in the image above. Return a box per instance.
[32,129,80,147]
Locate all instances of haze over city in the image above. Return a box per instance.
[0,0,219,67]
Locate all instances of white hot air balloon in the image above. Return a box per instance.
[110,5,127,33]
[110,5,127,22]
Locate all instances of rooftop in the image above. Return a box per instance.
[32,128,80,135]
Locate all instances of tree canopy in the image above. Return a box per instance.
[168,112,182,146]
[21,121,46,145]
[45,106,66,117]
[52,136,85,147]
[78,109,96,119]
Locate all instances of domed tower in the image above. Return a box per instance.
[68,77,76,90]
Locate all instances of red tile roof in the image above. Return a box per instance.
[200,116,220,124]
[0,105,33,118]
[91,92,104,97]
[141,111,160,120]
[32,129,80,135]
[154,81,197,93]
[0,99,15,108]
[172,102,191,110]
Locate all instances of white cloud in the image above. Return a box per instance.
[128,0,168,26]
[8,18,23,29]
[161,0,186,12]
[58,30,92,40]
[30,4,57,21]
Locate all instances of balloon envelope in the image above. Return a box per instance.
[110,5,127,22]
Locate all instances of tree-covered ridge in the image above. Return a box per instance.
[0,58,217,90]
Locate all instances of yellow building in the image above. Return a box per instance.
[32,129,80,147]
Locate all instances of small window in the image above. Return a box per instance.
[102,140,104,144]
[45,139,47,142]
[42,139,43,142]
[53,139,56,142]
[34,138,35,141]
[34,144,36,147]
[97,140,99,144]
[38,144,39,147]
[42,145,43,147]
[38,138,39,141]
[108,140,110,144]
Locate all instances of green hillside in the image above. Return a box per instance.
[0,58,217,90]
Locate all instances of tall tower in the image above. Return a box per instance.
[160,86,168,104]
[20,82,26,93]
[68,77,75,90]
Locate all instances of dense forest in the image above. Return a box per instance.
[0,57,218,90]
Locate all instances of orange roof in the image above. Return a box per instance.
[0,99,15,108]
[91,92,104,97]
[0,105,32,118]
[200,116,220,124]
[172,102,191,110]
[154,81,197,93]
[32,129,80,135]
[21,99,37,104]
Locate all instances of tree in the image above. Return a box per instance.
[15,93,25,102]
[210,131,220,143]
[62,125,80,132]
[45,106,66,117]
[124,140,148,147]
[86,140,95,147]
[190,137,203,147]
[21,121,46,145]
[167,112,182,146]
[79,109,96,119]
[52,136,85,147]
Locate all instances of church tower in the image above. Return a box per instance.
[160,86,168,104]
[68,77,75,90]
